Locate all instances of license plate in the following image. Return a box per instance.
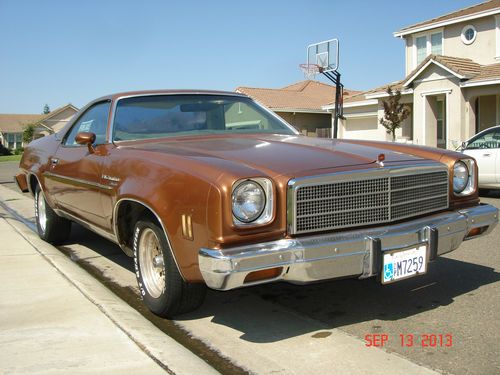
[382,245,427,284]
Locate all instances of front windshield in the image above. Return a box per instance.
[113,94,296,141]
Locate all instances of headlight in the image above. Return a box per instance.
[453,159,475,196]
[232,178,274,225]
[453,161,469,193]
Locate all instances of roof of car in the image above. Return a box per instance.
[94,89,248,102]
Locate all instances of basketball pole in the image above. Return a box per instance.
[322,70,344,139]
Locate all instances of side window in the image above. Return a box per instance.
[64,101,111,146]
[466,129,500,150]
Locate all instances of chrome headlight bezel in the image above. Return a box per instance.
[232,178,274,226]
[453,159,475,196]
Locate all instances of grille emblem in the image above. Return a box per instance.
[376,154,385,167]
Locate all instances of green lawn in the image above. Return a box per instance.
[0,154,22,162]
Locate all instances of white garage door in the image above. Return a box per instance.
[343,116,386,141]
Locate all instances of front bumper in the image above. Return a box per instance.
[199,204,498,290]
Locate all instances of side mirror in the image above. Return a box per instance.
[75,132,96,153]
[460,141,467,151]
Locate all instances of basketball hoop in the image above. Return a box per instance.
[299,63,322,79]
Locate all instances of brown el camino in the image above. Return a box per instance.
[15,90,499,317]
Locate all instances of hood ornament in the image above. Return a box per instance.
[376,153,385,167]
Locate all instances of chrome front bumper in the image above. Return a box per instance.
[199,204,498,290]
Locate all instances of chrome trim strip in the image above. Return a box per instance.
[113,198,186,281]
[199,204,498,290]
[43,172,113,191]
[287,163,449,235]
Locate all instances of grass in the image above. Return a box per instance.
[0,154,22,162]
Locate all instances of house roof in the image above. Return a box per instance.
[466,62,500,83]
[38,103,79,123]
[403,54,482,86]
[0,114,44,133]
[0,104,79,134]
[394,0,500,37]
[236,80,359,112]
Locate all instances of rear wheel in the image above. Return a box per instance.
[34,185,71,244]
[133,219,206,317]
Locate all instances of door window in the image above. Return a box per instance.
[64,101,111,146]
[466,129,500,149]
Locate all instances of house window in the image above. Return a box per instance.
[416,36,427,65]
[431,32,443,54]
[414,31,443,67]
[461,25,477,45]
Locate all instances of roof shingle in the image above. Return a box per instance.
[237,80,359,111]
[0,114,44,133]
[396,0,500,35]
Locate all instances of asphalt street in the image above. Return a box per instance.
[1,160,499,374]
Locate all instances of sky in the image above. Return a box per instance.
[0,0,482,114]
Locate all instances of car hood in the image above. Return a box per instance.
[121,134,425,176]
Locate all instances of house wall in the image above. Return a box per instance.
[276,112,331,135]
[462,86,500,134]
[404,15,499,73]
[411,66,464,148]
[444,16,497,65]
[39,107,77,133]
[340,104,383,140]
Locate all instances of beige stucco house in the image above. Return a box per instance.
[327,0,500,149]
[0,104,78,150]
[237,80,358,137]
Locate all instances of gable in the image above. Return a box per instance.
[412,63,462,83]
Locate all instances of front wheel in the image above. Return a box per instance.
[34,185,71,244]
[133,219,206,317]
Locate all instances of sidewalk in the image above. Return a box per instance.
[0,200,218,375]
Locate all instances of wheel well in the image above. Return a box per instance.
[29,174,39,197]
[115,200,160,255]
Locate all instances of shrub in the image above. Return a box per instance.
[0,143,11,156]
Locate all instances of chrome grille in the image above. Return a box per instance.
[289,167,449,235]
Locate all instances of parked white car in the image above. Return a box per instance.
[461,125,500,189]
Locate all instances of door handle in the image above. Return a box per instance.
[51,158,59,165]
[482,153,491,157]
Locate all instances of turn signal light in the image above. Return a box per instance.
[244,267,283,283]
[466,226,486,239]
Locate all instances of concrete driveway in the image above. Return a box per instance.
[1,160,499,374]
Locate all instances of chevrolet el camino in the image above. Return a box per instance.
[15,90,499,317]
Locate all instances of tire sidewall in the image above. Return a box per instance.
[35,186,48,240]
[133,220,175,314]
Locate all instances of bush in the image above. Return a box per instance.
[0,143,11,156]
[14,148,24,155]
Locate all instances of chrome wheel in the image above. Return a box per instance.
[138,228,165,298]
[37,191,47,234]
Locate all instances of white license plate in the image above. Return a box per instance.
[382,245,427,284]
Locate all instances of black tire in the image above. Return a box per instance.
[34,185,71,244]
[133,219,206,318]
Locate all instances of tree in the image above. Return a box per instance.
[43,104,50,114]
[23,123,37,144]
[379,87,411,141]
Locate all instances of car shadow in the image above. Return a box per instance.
[59,222,134,273]
[177,257,500,343]
[479,189,500,198]
[33,215,499,345]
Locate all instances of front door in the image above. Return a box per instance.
[44,101,111,228]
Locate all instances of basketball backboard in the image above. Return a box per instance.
[306,38,339,72]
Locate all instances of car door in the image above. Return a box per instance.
[44,100,111,228]
[462,128,499,186]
